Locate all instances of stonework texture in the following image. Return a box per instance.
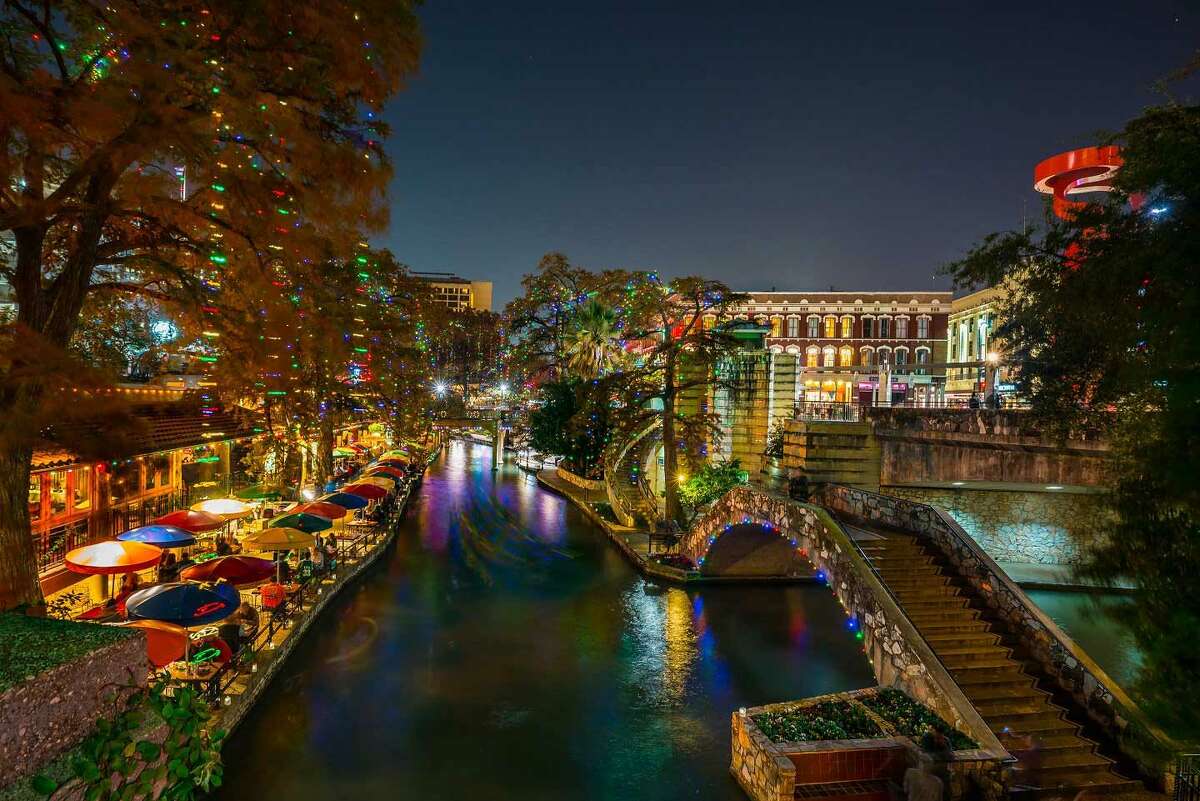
[0,630,148,788]
[882,486,1110,566]
[686,487,1004,761]
[819,484,1174,782]
[554,465,606,492]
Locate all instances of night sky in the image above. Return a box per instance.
[379,1,1198,308]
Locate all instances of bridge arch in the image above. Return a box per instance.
[695,520,810,577]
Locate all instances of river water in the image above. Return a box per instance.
[218,441,876,800]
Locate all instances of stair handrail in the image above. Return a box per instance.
[819,483,1182,784]
[603,419,660,525]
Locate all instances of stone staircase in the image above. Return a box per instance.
[855,531,1141,798]
[604,426,660,527]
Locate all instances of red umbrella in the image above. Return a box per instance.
[291,501,349,519]
[346,443,369,453]
[341,482,387,500]
[66,540,162,575]
[155,509,225,533]
[180,555,275,586]
[364,466,406,480]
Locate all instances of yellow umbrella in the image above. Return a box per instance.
[380,449,409,459]
[357,476,396,490]
[190,498,254,521]
[241,527,315,552]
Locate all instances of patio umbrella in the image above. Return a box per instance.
[116,525,196,549]
[113,619,189,668]
[155,509,224,533]
[365,466,406,480]
[341,482,387,500]
[347,443,370,453]
[333,446,356,458]
[380,449,409,459]
[269,512,333,533]
[190,498,254,520]
[356,476,396,490]
[373,459,408,468]
[65,540,162,575]
[181,555,275,586]
[243,527,316,551]
[235,483,287,501]
[126,581,240,627]
[318,491,369,510]
[291,501,348,519]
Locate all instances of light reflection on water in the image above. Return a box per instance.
[219,441,875,800]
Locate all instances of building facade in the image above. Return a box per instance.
[413,272,494,312]
[945,285,1016,400]
[727,291,952,405]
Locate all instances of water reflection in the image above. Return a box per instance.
[219,441,874,801]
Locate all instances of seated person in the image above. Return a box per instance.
[296,552,315,584]
[157,550,179,582]
[215,538,232,556]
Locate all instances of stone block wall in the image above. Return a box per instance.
[555,465,606,492]
[731,707,797,801]
[882,486,1111,565]
[0,628,148,788]
[819,484,1176,784]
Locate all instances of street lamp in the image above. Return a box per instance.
[985,351,1000,365]
[497,382,510,395]
[433,382,448,397]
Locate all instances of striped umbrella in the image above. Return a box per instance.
[155,509,224,533]
[341,482,387,500]
[242,527,316,552]
[269,512,333,533]
[318,492,369,510]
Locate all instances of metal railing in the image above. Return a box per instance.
[793,401,861,422]
[1177,755,1200,801]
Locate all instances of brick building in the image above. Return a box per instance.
[727,291,952,405]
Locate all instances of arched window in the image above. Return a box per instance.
[841,316,853,338]
[806,346,820,367]
[896,317,909,339]
[860,347,875,367]
[770,316,782,337]
[822,346,836,367]
[807,316,820,338]
[839,346,854,367]
[824,316,837,339]
[786,316,800,338]
[877,346,891,365]
[894,347,909,366]
[915,347,930,375]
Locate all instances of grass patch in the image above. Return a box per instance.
[861,688,978,750]
[0,614,136,694]
[754,700,884,743]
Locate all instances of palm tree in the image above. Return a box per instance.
[564,299,624,378]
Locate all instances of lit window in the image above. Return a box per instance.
[28,475,42,522]
[861,349,874,367]
[73,467,91,512]
[806,346,819,367]
[822,346,836,367]
[49,470,68,517]
[841,316,853,338]
[770,316,782,337]
[839,347,853,367]
[824,316,836,338]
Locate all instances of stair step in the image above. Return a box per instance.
[972,696,1060,715]
[898,597,972,612]
[912,619,992,634]
[960,681,1043,701]
[891,585,963,601]
[937,645,1014,665]
[922,631,1001,648]
[988,710,1076,734]
[905,608,983,624]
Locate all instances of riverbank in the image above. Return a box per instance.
[535,467,817,585]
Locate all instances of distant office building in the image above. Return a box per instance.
[730,291,952,405]
[413,272,493,312]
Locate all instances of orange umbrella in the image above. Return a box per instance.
[291,501,348,519]
[155,509,224,533]
[115,619,189,668]
[65,540,162,575]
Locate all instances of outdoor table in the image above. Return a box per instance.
[166,661,220,683]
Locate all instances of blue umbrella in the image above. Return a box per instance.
[116,525,196,549]
[126,581,240,627]
[318,492,368,510]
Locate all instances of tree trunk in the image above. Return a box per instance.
[0,444,42,609]
[317,416,335,485]
[661,354,682,524]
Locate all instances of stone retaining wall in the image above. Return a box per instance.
[0,630,148,788]
[554,465,606,492]
[686,487,1008,764]
[819,484,1176,784]
[882,486,1109,566]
